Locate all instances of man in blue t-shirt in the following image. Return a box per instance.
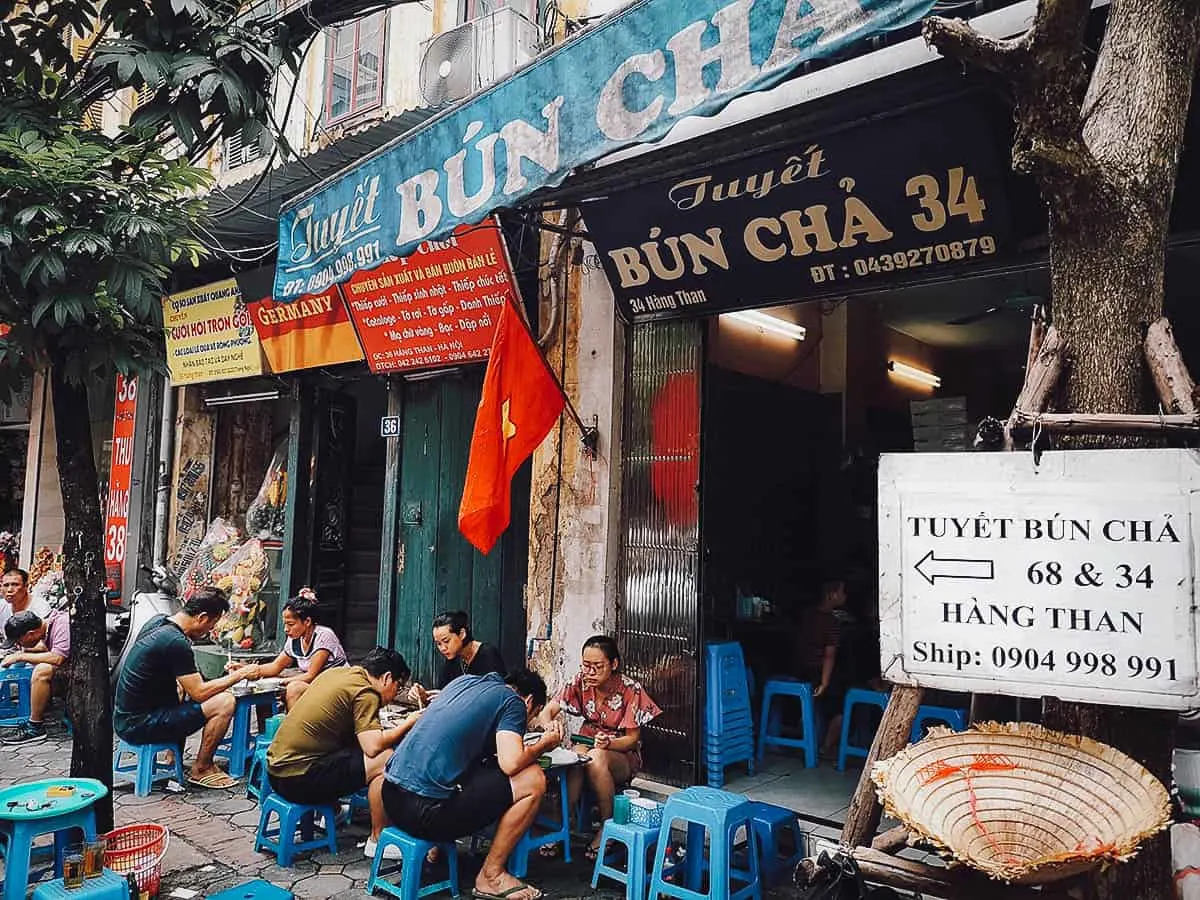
[383,669,561,900]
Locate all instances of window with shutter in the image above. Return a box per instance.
[71,31,104,129]
[324,11,385,124]
[225,132,265,170]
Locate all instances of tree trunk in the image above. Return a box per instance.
[926,0,1200,896]
[48,355,113,833]
[1039,4,1200,898]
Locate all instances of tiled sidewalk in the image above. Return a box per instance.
[0,723,623,899]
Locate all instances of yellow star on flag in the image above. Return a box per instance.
[500,398,517,442]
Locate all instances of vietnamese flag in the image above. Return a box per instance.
[459,300,565,554]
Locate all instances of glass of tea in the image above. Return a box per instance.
[83,837,107,878]
[63,845,85,889]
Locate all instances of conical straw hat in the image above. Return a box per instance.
[871,722,1170,885]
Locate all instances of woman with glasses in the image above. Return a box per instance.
[537,635,661,860]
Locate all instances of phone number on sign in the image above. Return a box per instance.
[912,641,1179,680]
[811,236,998,285]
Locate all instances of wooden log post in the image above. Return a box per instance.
[1010,410,1200,435]
[845,847,1083,900]
[870,824,911,853]
[840,685,923,847]
[1145,317,1197,415]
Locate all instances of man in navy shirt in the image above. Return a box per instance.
[383,669,561,900]
[114,587,261,789]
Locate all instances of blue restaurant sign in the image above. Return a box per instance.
[274,0,935,302]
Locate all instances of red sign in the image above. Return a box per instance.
[342,219,518,373]
[104,374,137,598]
[246,284,365,373]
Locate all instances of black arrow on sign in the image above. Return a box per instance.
[914,551,995,586]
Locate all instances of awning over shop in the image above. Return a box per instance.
[273,0,937,303]
[205,108,435,248]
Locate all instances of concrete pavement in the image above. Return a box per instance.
[0,721,628,899]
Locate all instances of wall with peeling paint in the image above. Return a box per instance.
[526,245,624,689]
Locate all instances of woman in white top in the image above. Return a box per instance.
[230,588,347,709]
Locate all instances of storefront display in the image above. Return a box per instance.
[177,437,289,659]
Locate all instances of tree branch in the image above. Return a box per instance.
[922,16,1023,76]
[924,0,1103,200]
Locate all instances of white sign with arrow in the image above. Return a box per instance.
[878,449,1200,710]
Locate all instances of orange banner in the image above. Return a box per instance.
[245,284,364,373]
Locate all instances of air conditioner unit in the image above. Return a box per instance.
[418,7,539,106]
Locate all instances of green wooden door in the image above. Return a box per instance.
[387,369,527,685]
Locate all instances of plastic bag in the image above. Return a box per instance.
[245,440,289,539]
[179,518,242,601]
[209,537,270,649]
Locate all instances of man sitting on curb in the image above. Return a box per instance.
[114,586,261,789]
[268,646,420,860]
[382,669,561,900]
[1,607,71,745]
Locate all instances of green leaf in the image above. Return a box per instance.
[198,71,222,104]
[31,298,54,327]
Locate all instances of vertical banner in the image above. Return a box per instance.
[104,374,137,598]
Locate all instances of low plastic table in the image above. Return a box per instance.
[216,688,280,778]
[0,777,108,900]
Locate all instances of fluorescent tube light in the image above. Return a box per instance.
[888,360,941,388]
[721,309,806,341]
[203,390,281,407]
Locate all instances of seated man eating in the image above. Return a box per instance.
[382,669,561,900]
[114,586,261,789]
[1,608,71,745]
[267,646,419,860]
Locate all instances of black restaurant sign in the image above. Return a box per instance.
[585,103,1011,321]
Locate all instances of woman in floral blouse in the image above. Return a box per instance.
[538,635,662,859]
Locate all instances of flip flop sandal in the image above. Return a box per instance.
[537,845,561,859]
[187,771,238,790]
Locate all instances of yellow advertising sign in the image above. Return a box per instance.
[163,279,266,384]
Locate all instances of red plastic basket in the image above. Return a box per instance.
[104,824,169,896]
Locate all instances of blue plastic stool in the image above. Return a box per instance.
[705,644,756,788]
[757,681,818,769]
[207,879,294,900]
[648,787,761,900]
[836,689,889,771]
[246,714,284,803]
[508,767,571,878]
[217,693,280,779]
[31,869,128,900]
[347,787,371,816]
[253,793,337,867]
[910,705,968,743]
[745,803,804,887]
[367,826,459,900]
[0,809,98,900]
[112,741,184,798]
[31,870,129,900]
[590,820,659,900]
[0,665,32,728]
[247,745,273,802]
